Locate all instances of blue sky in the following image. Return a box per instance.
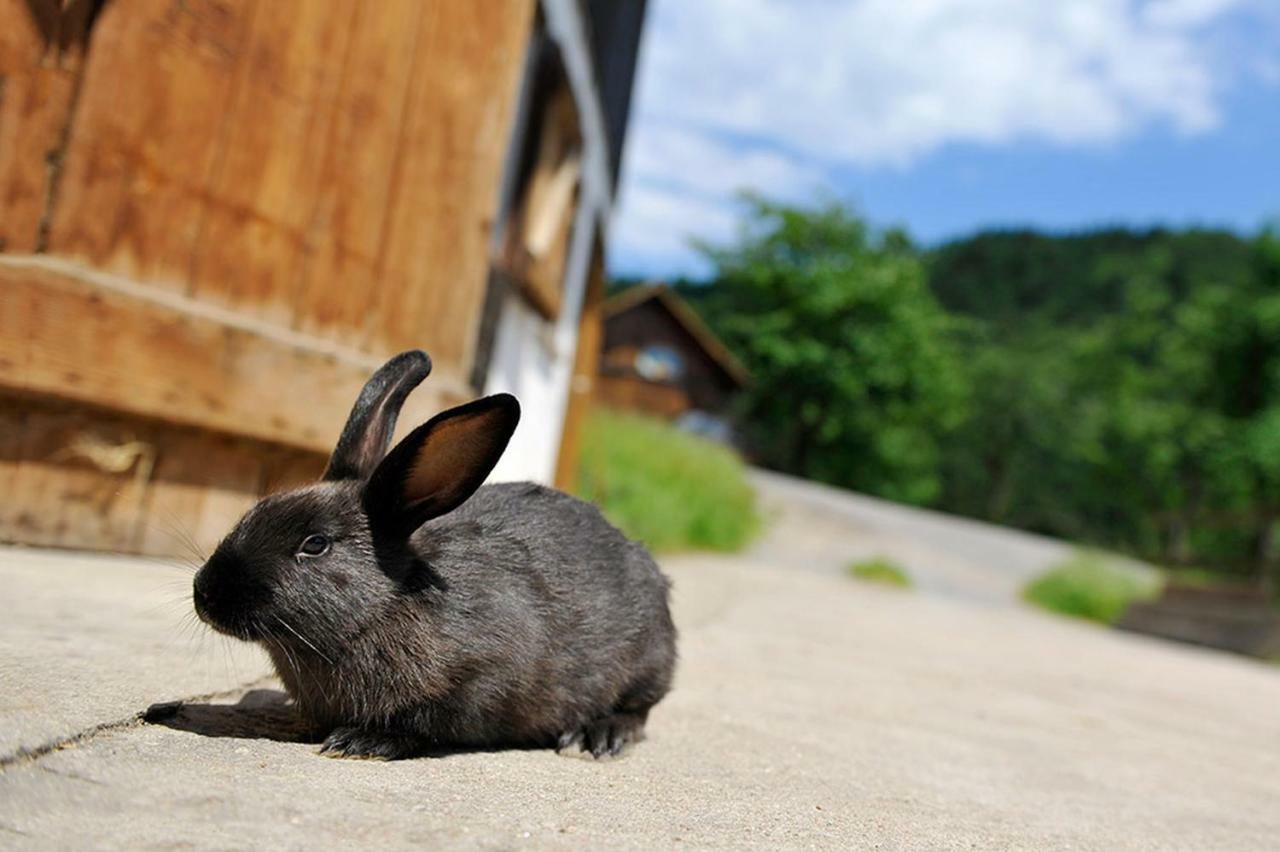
[609,0,1280,279]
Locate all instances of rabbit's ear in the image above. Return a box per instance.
[324,351,433,482]
[364,394,520,535]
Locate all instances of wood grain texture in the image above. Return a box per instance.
[2,0,543,557]
[372,0,534,366]
[37,0,531,381]
[0,260,470,454]
[134,427,289,560]
[134,429,217,559]
[187,0,355,323]
[0,402,151,551]
[0,402,28,531]
[260,449,325,497]
[0,392,329,558]
[46,0,254,287]
[289,0,422,344]
[0,0,91,252]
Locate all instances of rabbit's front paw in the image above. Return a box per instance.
[557,712,647,759]
[319,726,421,760]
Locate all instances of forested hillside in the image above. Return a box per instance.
[927,226,1280,579]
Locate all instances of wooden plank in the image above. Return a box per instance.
[260,449,324,496]
[0,402,27,527]
[0,406,58,547]
[0,0,50,61]
[0,402,154,551]
[0,0,91,252]
[186,437,262,554]
[0,391,332,559]
[554,237,604,491]
[137,432,319,560]
[289,0,423,344]
[596,374,691,419]
[0,259,470,454]
[135,430,216,561]
[187,0,356,323]
[372,0,534,368]
[44,0,255,290]
[0,392,307,559]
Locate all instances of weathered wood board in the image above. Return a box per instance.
[0,392,325,557]
[0,0,94,252]
[0,259,471,453]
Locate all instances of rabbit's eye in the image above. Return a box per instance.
[298,534,331,558]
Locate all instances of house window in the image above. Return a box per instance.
[635,345,685,382]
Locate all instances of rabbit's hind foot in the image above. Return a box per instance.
[556,711,648,759]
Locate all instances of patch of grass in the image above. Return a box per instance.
[1022,551,1162,625]
[575,408,760,553]
[1165,566,1236,588]
[846,557,912,589]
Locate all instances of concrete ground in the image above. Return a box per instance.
[3,472,1278,849]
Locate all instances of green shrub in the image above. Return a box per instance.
[1022,551,1162,624]
[575,409,760,553]
[846,557,912,588]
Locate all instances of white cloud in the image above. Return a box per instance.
[627,126,826,201]
[613,125,828,275]
[611,183,737,278]
[612,0,1270,275]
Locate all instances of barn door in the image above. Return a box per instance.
[0,0,534,556]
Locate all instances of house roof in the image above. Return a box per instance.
[602,284,751,388]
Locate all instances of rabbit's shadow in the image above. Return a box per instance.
[144,690,555,758]
[145,689,321,744]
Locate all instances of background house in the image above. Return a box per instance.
[0,0,646,557]
[597,284,749,438]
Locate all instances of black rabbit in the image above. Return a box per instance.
[192,351,676,759]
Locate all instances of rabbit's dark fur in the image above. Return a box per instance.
[193,351,676,759]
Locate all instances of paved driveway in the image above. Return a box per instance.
[1,482,1275,849]
[746,469,1106,604]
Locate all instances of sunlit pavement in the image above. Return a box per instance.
[746,468,1125,604]
[2,497,1276,848]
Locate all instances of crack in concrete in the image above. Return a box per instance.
[0,675,278,770]
[0,715,144,771]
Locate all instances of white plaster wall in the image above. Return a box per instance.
[485,0,618,485]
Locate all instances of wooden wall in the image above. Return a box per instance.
[595,373,691,420]
[0,0,535,557]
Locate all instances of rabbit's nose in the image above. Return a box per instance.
[193,573,213,610]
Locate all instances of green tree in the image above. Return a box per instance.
[695,197,965,504]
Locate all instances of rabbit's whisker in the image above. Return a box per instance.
[265,631,304,687]
[274,615,334,665]
[141,509,207,567]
